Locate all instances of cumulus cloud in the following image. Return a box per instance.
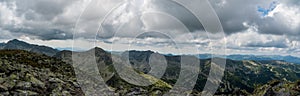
[225,24,300,56]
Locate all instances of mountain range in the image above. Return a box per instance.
[198,54,300,64]
[0,39,300,95]
[1,39,299,63]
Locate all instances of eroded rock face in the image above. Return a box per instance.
[0,50,83,96]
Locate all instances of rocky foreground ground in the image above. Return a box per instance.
[0,50,83,95]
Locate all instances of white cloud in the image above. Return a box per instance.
[225,24,300,56]
[267,3,300,29]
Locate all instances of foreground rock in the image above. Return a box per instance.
[0,50,83,95]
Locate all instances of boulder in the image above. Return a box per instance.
[49,78,64,83]
[25,74,45,88]
[14,90,38,96]
[16,81,32,89]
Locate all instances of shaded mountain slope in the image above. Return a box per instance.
[0,39,59,56]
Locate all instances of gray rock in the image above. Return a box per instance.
[0,91,9,96]
[16,81,32,89]
[26,74,45,88]
[15,90,38,96]
[0,85,8,91]
[68,80,80,88]
[49,78,64,83]
[152,90,163,95]
[0,73,5,78]
[0,77,5,84]
[62,91,72,96]
[2,80,16,90]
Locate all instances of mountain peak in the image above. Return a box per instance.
[8,39,22,42]
[5,39,31,48]
[85,47,107,55]
[94,47,105,51]
[10,39,21,41]
[88,47,105,52]
[1,39,59,56]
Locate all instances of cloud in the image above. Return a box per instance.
[224,24,300,56]
[0,0,300,56]
[1,0,299,39]
[0,0,86,40]
[211,0,300,37]
[99,0,203,39]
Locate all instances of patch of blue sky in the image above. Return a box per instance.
[257,1,278,16]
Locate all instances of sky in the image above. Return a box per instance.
[0,0,299,56]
